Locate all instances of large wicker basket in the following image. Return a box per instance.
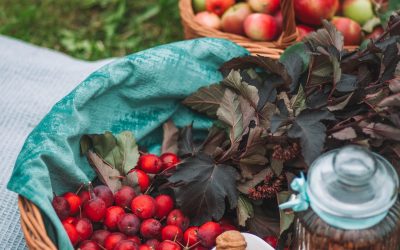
[180,0,359,58]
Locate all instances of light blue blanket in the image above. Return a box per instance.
[0,35,111,249]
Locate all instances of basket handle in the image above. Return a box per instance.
[276,0,298,48]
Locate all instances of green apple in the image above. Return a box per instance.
[193,0,206,13]
[343,0,374,25]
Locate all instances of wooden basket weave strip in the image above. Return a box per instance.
[18,196,57,250]
[179,0,299,58]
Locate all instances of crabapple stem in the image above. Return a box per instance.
[75,183,85,195]
[189,241,201,249]
[88,181,93,200]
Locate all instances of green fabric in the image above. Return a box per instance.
[7,38,248,249]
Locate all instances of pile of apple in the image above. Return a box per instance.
[192,0,383,45]
[52,153,239,250]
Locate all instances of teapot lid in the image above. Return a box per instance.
[307,145,399,219]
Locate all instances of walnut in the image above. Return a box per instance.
[216,230,247,250]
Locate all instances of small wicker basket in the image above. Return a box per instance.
[180,0,299,59]
[180,0,360,58]
[18,196,56,250]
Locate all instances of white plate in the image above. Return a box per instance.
[211,232,274,250]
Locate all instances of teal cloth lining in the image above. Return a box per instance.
[7,38,248,249]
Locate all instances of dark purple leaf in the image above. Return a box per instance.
[306,87,329,109]
[178,124,195,158]
[379,42,399,83]
[378,93,400,107]
[87,151,122,193]
[168,153,238,225]
[182,84,225,118]
[247,206,280,238]
[336,74,358,92]
[161,120,179,154]
[281,52,305,93]
[288,110,335,165]
[304,20,344,52]
[200,126,227,156]
[221,70,259,108]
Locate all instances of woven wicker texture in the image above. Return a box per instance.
[18,196,56,250]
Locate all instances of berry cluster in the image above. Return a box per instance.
[52,152,234,249]
[272,142,301,162]
[248,172,286,200]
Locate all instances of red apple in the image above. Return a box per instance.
[294,0,339,26]
[366,26,384,40]
[244,13,278,41]
[221,3,252,35]
[274,11,283,36]
[206,0,236,16]
[248,0,280,14]
[343,0,374,25]
[194,12,222,30]
[297,24,314,40]
[331,17,362,45]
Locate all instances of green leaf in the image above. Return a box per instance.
[182,83,225,118]
[288,110,335,165]
[115,131,140,174]
[221,70,259,107]
[217,89,244,144]
[168,153,238,225]
[80,131,139,175]
[277,191,295,234]
[380,0,400,24]
[237,195,254,227]
[87,151,122,193]
[161,120,179,154]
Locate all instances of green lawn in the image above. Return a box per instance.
[0,0,183,60]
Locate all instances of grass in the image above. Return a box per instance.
[0,0,183,60]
